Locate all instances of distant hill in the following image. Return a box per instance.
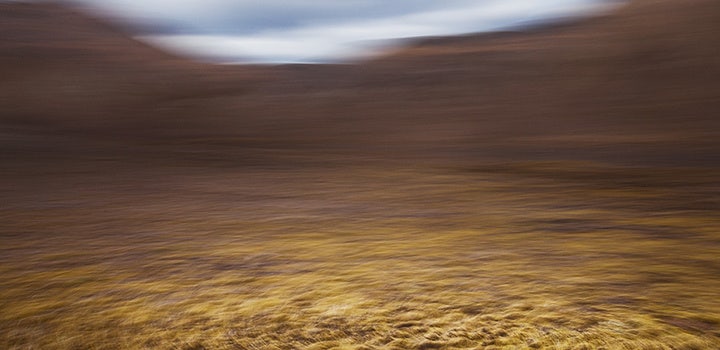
[0,2,262,136]
[1,0,718,165]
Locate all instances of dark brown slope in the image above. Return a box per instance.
[0,2,265,139]
[1,0,719,166]
[372,0,720,134]
[252,0,720,165]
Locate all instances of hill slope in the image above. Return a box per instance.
[0,2,263,138]
[1,0,718,165]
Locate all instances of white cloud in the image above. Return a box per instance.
[139,33,401,63]
[84,0,622,63]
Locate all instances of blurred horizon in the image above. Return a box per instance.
[62,0,624,63]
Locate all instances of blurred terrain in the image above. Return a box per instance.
[2,0,719,164]
[1,0,720,349]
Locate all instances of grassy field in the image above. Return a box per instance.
[1,158,719,349]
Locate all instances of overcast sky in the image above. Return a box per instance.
[70,0,620,63]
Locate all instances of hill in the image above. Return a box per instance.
[1,0,718,165]
[0,2,264,139]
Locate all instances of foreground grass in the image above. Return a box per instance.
[1,160,719,349]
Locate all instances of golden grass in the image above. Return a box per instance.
[1,160,719,349]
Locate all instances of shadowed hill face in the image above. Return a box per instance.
[0,2,175,66]
[1,0,719,166]
[0,2,265,136]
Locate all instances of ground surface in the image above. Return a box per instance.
[2,155,719,349]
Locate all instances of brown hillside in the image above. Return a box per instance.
[0,2,266,137]
[1,0,718,165]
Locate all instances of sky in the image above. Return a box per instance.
[69,0,620,63]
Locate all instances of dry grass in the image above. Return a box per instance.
[1,159,719,349]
